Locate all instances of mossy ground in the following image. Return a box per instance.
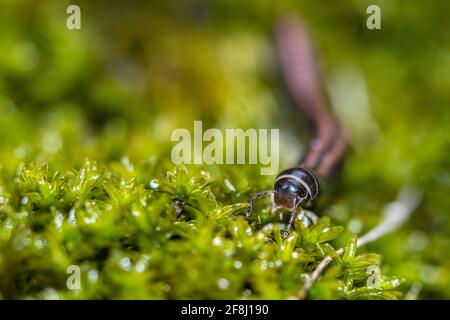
[0,0,449,299]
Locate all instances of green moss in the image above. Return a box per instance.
[0,163,402,299]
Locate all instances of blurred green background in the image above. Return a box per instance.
[0,0,449,299]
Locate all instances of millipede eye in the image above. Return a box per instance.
[298,188,307,198]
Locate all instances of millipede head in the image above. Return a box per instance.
[274,167,319,210]
[245,167,319,238]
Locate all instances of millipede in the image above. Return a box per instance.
[245,15,348,238]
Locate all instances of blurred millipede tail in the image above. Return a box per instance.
[274,15,347,178]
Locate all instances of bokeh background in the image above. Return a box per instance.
[0,0,449,299]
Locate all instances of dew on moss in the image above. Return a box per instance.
[149,179,160,189]
[217,278,230,290]
[120,257,132,271]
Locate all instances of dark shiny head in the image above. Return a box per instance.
[274,167,319,210]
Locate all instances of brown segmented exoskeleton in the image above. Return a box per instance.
[245,15,348,238]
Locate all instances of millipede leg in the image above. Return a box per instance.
[283,205,298,238]
[283,195,309,237]
[245,190,274,217]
